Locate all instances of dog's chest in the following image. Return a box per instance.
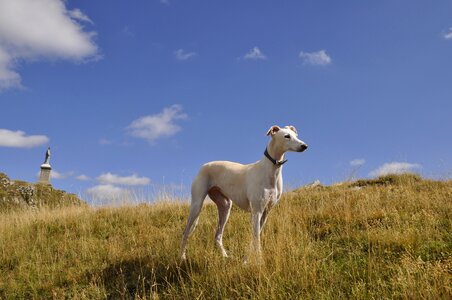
[263,188,278,205]
[263,173,281,201]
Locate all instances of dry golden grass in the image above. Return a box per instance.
[0,174,451,299]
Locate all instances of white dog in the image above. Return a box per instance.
[180,125,308,260]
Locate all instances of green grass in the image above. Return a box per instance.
[0,174,451,299]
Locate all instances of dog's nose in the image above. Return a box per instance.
[299,144,308,152]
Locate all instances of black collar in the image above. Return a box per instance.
[264,148,287,166]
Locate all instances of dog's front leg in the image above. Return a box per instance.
[243,211,263,264]
[251,211,263,256]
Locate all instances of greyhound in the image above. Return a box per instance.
[180,125,308,260]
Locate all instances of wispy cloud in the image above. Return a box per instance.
[0,129,49,148]
[174,49,196,60]
[243,47,267,60]
[160,0,170,5]
[68,8,94,24]
[86,184,130,200]
[299,50,332,65]
[347,158,366,181]
[128,104,188,143]
[121,26,134,37]
[369,162,421,177]
[51,170,74,179]
[443,28,452,40]
[99,138,112,145]
[97,172,151,186]
[0,49,20,90]
[350,159,366,167]
[0,0,99,90]
[76,174,90,181]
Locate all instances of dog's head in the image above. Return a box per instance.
[266,125,308,153]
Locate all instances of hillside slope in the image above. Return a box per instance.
[0,174,450,299]
[0,172,85,212]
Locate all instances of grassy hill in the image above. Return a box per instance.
[0,174,450,299]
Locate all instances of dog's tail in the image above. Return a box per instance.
[180,171,209,259]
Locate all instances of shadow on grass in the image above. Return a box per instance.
[85,256,201,299]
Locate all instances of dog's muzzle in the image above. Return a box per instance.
[298,144,308,152]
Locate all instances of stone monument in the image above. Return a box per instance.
[39,147,52,184]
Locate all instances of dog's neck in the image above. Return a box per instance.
[263,140,286,169]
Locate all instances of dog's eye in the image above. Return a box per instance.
[284,134,291,139]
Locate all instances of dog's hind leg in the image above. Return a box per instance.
[208,188,232,257]
[180,176,208,260]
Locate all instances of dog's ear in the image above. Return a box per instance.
[287,125,298,135]
[266,125,280,136]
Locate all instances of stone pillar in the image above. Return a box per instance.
[39,163,52,184]
[39,147,52,185]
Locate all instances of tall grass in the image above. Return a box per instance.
[0,174,451,299]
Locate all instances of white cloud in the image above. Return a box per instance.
[443,28,452,40]
[350,159,366,167]
[174,49,196,60]
[243,47,267,60]
[128,104,188,143]
[299,50,332,65]
[86,184,129,200]
[0,0,99,90]
[97,172,151,186]
[160,0,170,4]
[88,172,151,202]
[0,129,49,148]
[369,162,421,177]
[76,174,90,181]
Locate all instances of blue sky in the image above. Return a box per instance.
[1,0,451,201]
